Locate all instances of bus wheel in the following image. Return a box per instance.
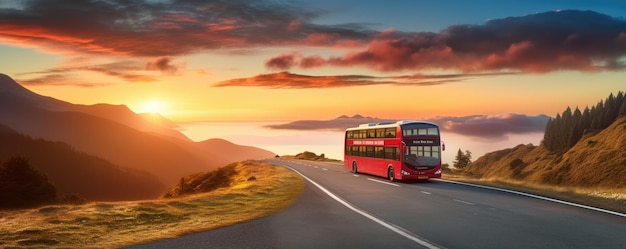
[388,167,395,182]
[352,162,358,173]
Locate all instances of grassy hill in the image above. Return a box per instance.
[0,161,305,248]
[464,116,626,193]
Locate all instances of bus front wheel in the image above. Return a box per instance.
[388,167,395,182]
[352,162,358,174]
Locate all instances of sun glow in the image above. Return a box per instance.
[139,100,168,115]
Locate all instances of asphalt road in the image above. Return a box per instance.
[130,159,626,249]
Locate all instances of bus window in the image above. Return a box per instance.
[359,146,366,157]
[376,129,385,138]
[366,146,375,157]
[367,129,376,138]
[375,146,384,158]
[385,128,396,138]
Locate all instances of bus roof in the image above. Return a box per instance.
[346,120,438,131]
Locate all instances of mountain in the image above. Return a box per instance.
[0,73,275,193]
[266,114,388,131]
[0,124,164,200]
[198,138,277,162]
[464,116,626,189]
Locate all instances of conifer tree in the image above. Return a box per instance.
[0,155,56,208]
[543,91,626,153]
[453,149,472,169]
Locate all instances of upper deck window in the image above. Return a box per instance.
[402,124,439,136]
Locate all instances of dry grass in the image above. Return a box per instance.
[444,172,626,214]
[0,161,305,248]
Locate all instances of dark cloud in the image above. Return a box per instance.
[211,71,511,89]
[0,0,373,56]
[145,57,180,74]
[265,10,626,73]
[266,113,549,140]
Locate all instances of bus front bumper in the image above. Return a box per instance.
[400,169,442,180]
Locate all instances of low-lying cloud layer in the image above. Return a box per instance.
[267,114,549,141]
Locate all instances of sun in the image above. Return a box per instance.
[140,100,168,115]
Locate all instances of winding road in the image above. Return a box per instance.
[130,159,626,249]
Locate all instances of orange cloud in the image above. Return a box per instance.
[212,71,512,89]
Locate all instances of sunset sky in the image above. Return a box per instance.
[1,0,626,160]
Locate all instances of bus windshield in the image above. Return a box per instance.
[401,123,440,167]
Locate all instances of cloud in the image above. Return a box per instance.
[145,57,181,74]
[266,115,388,131]
[16,74,105,87]
[0,0,373,57]
[211,71,512,89]
[430,113,550,139]
[265,10,626,73]
[16,59,174,85]
[266,113,549,141]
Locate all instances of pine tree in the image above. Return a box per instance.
[569,107,583,148]
[0,155,57,208]
[619,95,626,116]
[453,148,472,169]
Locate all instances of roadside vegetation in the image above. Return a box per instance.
[449,91,626,214]
[0,160,305,248]
[444,171,626,214]
[280,151,342,162]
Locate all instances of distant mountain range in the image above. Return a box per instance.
[0,73,275,200]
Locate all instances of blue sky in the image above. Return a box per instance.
[305,0,626,32]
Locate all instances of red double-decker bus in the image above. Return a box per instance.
[344,120,444,181]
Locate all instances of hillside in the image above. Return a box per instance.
[198,138,276,162]
[0,73,275,196]
[465,116,626,189]
[0,124,164,200]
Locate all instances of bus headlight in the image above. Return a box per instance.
[435,169,442,175]
[401,170,410,175]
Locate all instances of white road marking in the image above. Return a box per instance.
[322,168,328,171]
[421,191,432,195]
[353,174,359,177]
[453,199,475,205]
[367,178,400,187]
[279,163,442,249]
[435,179,626,218]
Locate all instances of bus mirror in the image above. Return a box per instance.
[442,142,446,151]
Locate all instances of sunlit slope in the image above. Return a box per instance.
[466,116,626,189]
[0,73,276,189]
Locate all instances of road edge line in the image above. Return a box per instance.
[434,179,626,218]
[275,162,443,249]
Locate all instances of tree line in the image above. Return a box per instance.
[0,155,86,209]
[543,91,626,153]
